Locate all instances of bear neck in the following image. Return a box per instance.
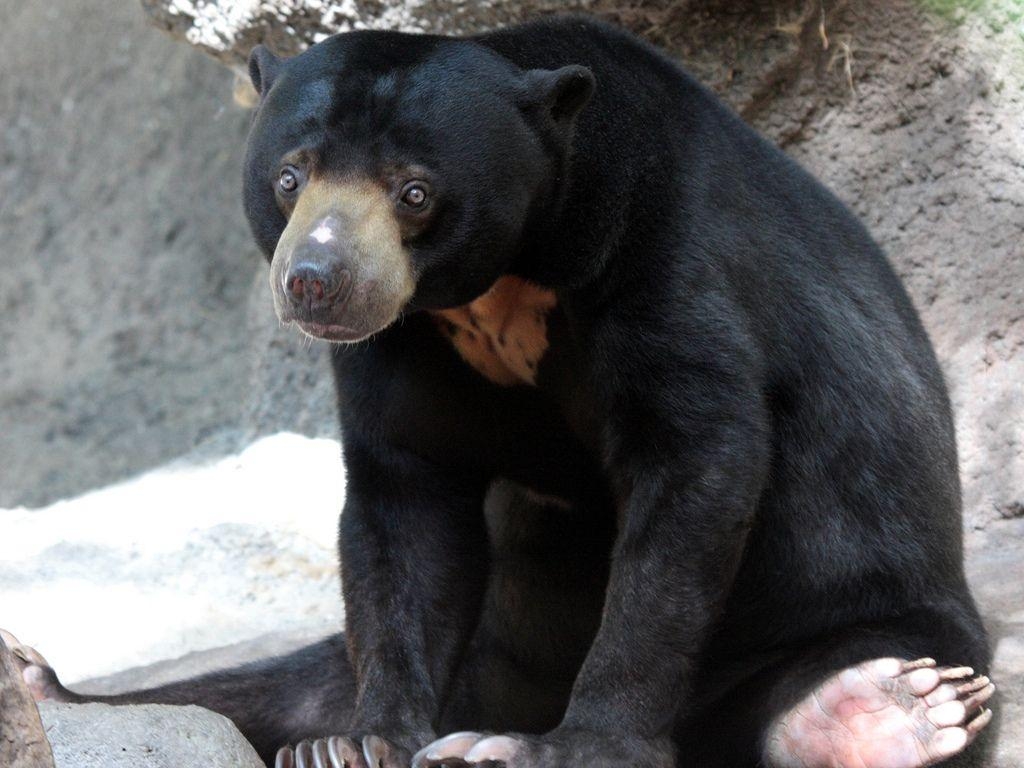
[481,18,715,295]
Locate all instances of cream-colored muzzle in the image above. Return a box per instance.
[270,177,415,342]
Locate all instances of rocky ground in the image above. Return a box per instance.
[0,0,1020,763]
[39,702,265,767]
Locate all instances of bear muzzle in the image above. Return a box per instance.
[269,179,415,343]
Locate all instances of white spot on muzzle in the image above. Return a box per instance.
[310,222,335,244]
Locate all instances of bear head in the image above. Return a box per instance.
[243,32,594,343]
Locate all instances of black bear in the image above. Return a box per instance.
[3,14,996,768]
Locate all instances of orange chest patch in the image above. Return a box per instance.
[431,277,558,387]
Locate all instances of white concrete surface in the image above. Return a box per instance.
[0,433,345,684]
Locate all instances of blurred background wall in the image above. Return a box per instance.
[0,0,342,683]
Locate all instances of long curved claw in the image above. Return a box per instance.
[966,707,993,736]
[362,734,408,767]
[295,740,316,768]
[312,738,332,768]
[938,666,974,681]
[278,736,371,768]
[900,657,937,673]
[464,735,522,764]
[412,731,485,768]
[329,736,367,768]
[413,731,527,767]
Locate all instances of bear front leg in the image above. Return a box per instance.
[415,324,771,768]
[277,441,490,768]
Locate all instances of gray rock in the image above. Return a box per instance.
[137,0,821,116]
[966,517,1024,766]
[139,0,595,68]
[0,638,55,768]
[39,702,264,768]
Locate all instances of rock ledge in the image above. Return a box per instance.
[39,702,264,768]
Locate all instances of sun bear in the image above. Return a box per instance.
[3,14,995,768]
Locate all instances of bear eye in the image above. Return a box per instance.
[278,166,301,194]
[400,182,428,209]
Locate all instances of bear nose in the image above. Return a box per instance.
[285,256,350,310]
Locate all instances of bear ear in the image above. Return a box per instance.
[248,44,283,99]
[521,65,596,127]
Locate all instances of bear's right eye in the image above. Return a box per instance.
[278,166,301,194]
[399,181,430,210]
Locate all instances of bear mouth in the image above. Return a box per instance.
[293,320,366,343]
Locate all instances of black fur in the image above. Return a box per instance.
[73,16,992,767]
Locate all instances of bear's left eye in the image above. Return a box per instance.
[278,166,301,194]
[400,182,429,209]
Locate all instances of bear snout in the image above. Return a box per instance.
[285,248,353,312]
[268,178,415,342]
